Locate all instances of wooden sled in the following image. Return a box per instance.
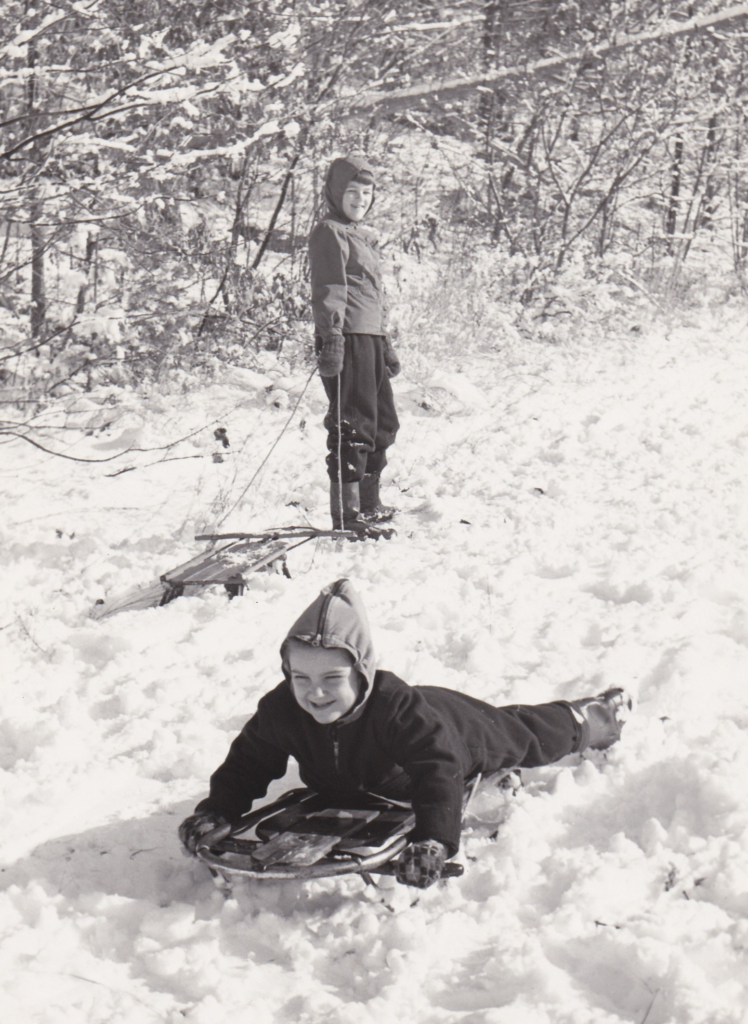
[195,773,520,885]
[90,527,358,620]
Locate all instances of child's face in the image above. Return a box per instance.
[341,181,373,222]
[287,642,363,724]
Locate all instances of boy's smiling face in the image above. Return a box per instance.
[287,641,363,724]
[340,181,373,222]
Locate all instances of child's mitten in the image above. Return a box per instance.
[318,335,345,377]
[395,839,447,888]
[178,812,228,856]
[383,336,401,378]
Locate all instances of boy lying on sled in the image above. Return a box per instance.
[179,579,631,888]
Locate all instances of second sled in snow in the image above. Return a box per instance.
[90,527,358,619]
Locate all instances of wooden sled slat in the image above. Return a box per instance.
[90,579,172,620]
[250,808,380,867]
[162,538,289,588]
[336,808,416,852]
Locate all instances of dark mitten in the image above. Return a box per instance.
[178,812,228,857]
[383,337,401,378]
[318,335,345,377]
[395,839,447,888]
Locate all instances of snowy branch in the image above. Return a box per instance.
[344,3,748,112]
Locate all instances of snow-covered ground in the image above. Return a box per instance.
[2,308,748,1024]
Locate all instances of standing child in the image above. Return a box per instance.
[179,579,632,889]
[308,155,401,533]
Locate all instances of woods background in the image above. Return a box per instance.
[2,0,748,399]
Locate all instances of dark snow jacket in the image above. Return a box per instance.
[308,155,385,341]
[196,580,584,855]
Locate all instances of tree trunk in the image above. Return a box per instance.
[665,136,683,254]
[75,232,98,314]
[252,130,309,272]
[481,1,501,229]
[30,200,46,339]
[26,15,47,338]
[699,114,719,231]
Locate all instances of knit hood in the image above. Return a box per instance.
[324,155,375,220]
[280,579,377,713]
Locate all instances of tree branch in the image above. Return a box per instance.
[343,4,748,113]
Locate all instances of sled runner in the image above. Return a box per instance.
[90,526,366,620]
[195,772,519,885]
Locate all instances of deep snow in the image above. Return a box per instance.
[2,309,748,1024]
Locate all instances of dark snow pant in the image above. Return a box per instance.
[478,700,588,767]
[417,688,589,770]
[318,333,400,483]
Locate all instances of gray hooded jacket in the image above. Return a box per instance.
[308,155,385,341]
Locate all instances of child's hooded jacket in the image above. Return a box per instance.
[196,580,582,855]
[308,155,385,341]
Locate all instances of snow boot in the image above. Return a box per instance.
[330,481,395,540]
[330,480,362,531]
[569,688,632,751]
[359,472,397,522]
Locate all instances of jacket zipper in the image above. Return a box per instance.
[316,580,346,774]
[332,726,340,773]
